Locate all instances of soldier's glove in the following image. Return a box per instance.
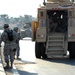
[13,49,16,52]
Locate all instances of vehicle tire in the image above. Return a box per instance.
[35,42,41,58]
[68,42,75,59]
[41,43,47,59]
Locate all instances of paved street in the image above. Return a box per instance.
[1,37,75,75]
[14,38,75,75]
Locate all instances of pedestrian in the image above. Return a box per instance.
[0,24,18,69]
[13,27,21,60]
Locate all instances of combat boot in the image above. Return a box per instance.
[17,56,21,60]
[10,61,13,69]
[4,61,9,69]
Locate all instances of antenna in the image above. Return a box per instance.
[43,0,46,5]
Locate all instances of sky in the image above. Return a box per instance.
[0,0,43,17]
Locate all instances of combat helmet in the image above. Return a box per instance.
[13,27,18,31]
[3,24,9,28]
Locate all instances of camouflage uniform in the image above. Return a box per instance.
[16,32,20,58]
[0,24,18,68]
[13,27,21,59]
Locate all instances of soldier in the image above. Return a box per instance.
[0,24,18,69]
[13,27,21,60]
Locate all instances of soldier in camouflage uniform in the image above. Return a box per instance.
[13,27,21,60]
[0,24,18,69]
